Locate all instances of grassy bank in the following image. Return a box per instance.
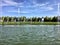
[0,22,2,25]
[0,22,60,25]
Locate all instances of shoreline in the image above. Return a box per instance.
[0,22,60,25]
[0,25,60,27]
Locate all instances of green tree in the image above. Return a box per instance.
[44,16,49,22]
[52,16,57,22]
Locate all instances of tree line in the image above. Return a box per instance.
[1,16,59,22]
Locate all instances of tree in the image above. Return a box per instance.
[44,16,49,22]
[7,16,9,22]
[37,17,41,22]
[23,16,26,22]
[2,16,4,22]
[3,17,7,22]
[9,17,12,22]
[52,16,57,22]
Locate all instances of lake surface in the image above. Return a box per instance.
[0,25,60,45]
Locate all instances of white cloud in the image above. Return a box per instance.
[8,10,30,13]
[35,2,49,7]
[8,10,18,12]
[0,0,56,14]
[29,1,55,12]
[0,0,18,7]
[47,7,54,10]
[4,0,17,5]
[41,6,54,11]
[21,11,29,13]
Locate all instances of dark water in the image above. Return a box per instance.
[0,25,60,45]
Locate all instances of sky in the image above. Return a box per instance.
[0,0,60,17]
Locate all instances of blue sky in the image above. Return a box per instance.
[0,0,60,17]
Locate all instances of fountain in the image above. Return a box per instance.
[57,2,60,40]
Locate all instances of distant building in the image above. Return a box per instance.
[41,17,44,22]
[58,16,60,22]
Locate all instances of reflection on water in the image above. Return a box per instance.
[0,25,60,45]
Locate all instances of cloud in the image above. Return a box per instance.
[41,6,54,11]
[47,7,54,10]
[20,11,30,13]
[8,10,18,12]
[0,0,55,9]
[0,0,18,6]
[28,2,54,12]
[0,0,57,16]
[8,10,30,14]
[4,0,17,5]
[34,2,49,7]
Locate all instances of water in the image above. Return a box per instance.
[0,25,60,45]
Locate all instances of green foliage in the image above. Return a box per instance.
[0,22,60,25]
[0,16,59,23]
